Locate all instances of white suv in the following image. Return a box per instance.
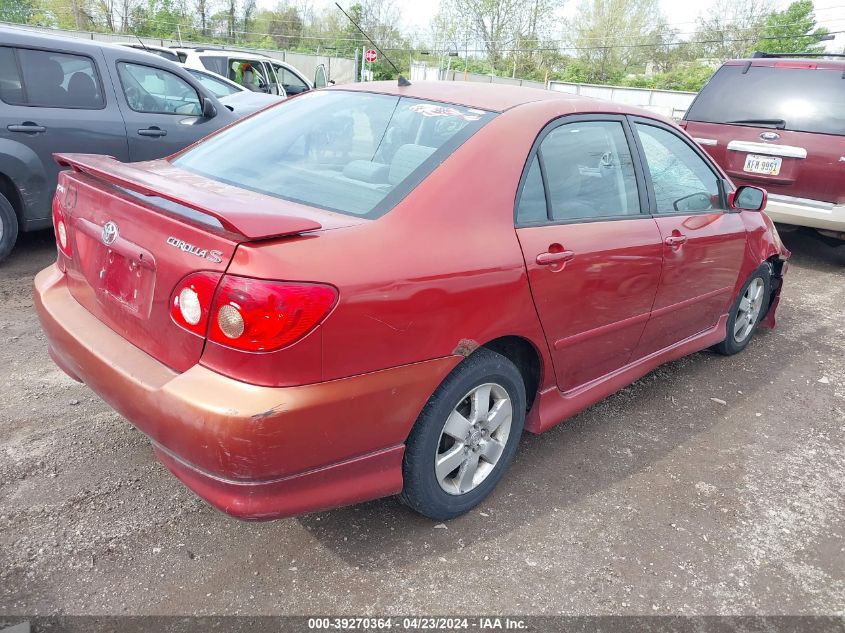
[173,47,324,96]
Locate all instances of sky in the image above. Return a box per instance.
[271,0,845,51]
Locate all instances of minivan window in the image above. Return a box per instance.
[0,47,103,109]
[174,91,495,218]
[686,64,845,136]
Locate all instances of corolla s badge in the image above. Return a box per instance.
[760,131,780,141]
[101,221,119,246]
[166,236,224,264]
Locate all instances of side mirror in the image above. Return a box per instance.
[730,186,767,211]
[201,97,217,119]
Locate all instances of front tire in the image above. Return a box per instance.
[400,348,526,520]
[0,193,19,263]
[713,263,771,356]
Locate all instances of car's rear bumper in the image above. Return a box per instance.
[765,194,845,235]
[34,264,459,520]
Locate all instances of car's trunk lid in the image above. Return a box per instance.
[54,153,360,372]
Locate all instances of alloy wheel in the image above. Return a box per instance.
[434,383,513,495]
[734,277,765,343]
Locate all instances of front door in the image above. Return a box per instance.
[113,61,220,162]
[631,119,747,358]
[515,117,664,392]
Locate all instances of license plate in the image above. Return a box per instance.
[97,248,154,317]
[743,153,782,176]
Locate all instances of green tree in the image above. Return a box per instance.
[752,0,829,54]
[1,0,35,22]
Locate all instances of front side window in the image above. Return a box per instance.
[1,47,103,109]
[275,64,308,93]
[174,91,494,218]
[635,124,720,214]
[117,63,201,115]
[229,59,268,92]
[538,121,640,221]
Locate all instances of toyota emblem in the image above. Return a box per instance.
[760,131,780,141]
[101,221,119,246]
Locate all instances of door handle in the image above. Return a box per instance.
[664,234,688,247]
[7,123,46,133]
[137,127,167,137]
[536,250,575,265]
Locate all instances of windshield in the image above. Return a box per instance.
[189,70,240,97]
[173,91,495,218]
[686,64,845,136]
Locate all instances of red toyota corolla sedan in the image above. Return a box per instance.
[35,82,789,521]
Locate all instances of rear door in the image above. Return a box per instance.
[683,62,845,204]
[111,59,225,161]
[515,116,663,392]
[630,118,746,358]
[0,44,127,223]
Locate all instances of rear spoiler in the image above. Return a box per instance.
[54,153,322,240]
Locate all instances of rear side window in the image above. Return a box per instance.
[687,64,845,136]
[174,91,495,218]
[0,48,23,104]
[0,47,103,109]
[533,121,640,222]
[516,156,547,224]
[199,56,228,76]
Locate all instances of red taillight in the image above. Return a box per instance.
[170,271,223,336]
[208,276,338,352]
[52,202,71,259]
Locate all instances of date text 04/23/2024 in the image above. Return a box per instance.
[307,617,528,630]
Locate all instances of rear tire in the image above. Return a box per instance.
[713,263,771,356]
[0,193,18,263]
[400,348,526,520]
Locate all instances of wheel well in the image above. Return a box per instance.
[481,336,541,409]
[0,173,23,220]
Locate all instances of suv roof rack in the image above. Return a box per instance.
[751,51,845,59]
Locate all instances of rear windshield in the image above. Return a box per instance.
[686,64,845,136]
[173,91,494,218]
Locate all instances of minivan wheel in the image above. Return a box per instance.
[0,193,18,263]
[400,348,526,520]
[713,263,772,356]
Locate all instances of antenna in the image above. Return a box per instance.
[334,2,411,86]
[135,35,150,52]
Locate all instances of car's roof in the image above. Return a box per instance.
[333,80,654,116]
[0,25,179,63]
[725,57,845,70]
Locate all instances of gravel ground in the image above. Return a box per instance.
[0,228,843,617]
